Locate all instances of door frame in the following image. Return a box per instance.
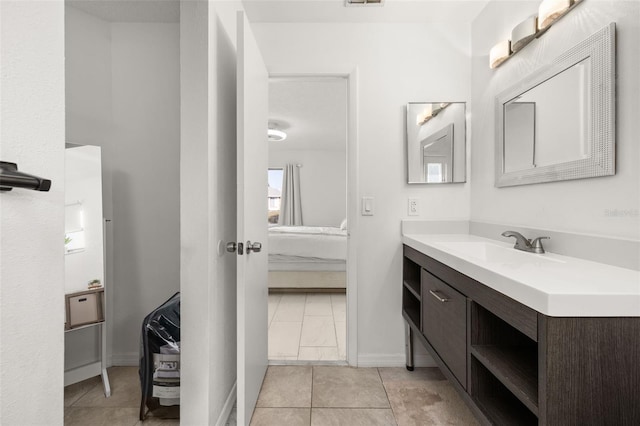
[268,68,359,366]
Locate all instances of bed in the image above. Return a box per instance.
[268,225,347,290]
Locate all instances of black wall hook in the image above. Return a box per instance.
[0,161,52,192]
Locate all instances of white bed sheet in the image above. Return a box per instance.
[268,226,347,261]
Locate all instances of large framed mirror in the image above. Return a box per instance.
[406,102,466,183]
[495,23,615,187]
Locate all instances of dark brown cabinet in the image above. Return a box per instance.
[402,244,640,426]
[422,269,467,389]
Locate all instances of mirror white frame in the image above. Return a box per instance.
[495,23,615,188]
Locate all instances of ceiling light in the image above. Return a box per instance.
[268,129,287,142]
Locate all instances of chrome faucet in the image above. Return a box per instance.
[501,231,549,254]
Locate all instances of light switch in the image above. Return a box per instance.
[362,196,374,216]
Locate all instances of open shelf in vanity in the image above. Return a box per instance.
[401,242,640,425]
[469,302,539,421]
[402,255,422,329]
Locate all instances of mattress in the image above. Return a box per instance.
[268,226,347,261]
[268,254,346,272]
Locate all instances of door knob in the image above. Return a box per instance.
[246,241,262,254]
[226,242,244,255]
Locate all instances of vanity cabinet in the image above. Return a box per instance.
[421,269,467,388]
[402,244,640,426]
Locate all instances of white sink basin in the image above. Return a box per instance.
[402,233,640,316]
[436,241,565,265]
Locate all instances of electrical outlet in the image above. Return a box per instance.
[408,198,419,216]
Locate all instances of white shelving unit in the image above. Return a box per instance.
[64,320,111,397]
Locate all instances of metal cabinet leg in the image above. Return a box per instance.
[405,321,414,371]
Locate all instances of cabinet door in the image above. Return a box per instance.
[422,269,467,389]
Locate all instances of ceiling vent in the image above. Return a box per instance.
[345,0,384,6]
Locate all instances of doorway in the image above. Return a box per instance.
[266,77,348,363]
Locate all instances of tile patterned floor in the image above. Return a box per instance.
[64,367,179,426]
[250,366,479,426]
[65,365,479,425]
[268,293,346,361]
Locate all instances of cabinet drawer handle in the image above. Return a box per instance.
[429,290,449,303]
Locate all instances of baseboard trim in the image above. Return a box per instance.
[110,352,139,366]
[357,353,436,368]
[215,381,237,426]
[64,361,102,386]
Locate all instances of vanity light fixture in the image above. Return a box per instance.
[417,104,433,126]
[511,15,538,52]
[489,0,582,69]
[489,40,511,69]
[416,103,450,126]
[538,0,578,30]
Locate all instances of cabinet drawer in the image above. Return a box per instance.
[422,269,467,389]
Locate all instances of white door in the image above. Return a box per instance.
[236,11,269,426]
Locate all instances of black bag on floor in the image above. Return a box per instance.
[139,292,181,421]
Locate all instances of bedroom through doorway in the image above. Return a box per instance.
[266,76,348,363]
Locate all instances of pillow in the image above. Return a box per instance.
[340,218,347,230]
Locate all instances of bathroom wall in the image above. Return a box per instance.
[269,150,347,227]
[470,1,640,244]
[0,1,66,423]
[253,22,472,365]
[109,21,180,362]
[65,7,180,367]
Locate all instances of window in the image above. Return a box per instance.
[426,163,443,183]
[268,168,283,224]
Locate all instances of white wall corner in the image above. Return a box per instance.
[215,381,238,426]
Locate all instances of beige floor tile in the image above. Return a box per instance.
[300,317,336,347]
[134,417,180,426]
[64,407,139,426]
[312,367,389,408]
[256,366,312,408]
[268,321,302,358]
[64,375,102,407]
[72,367,140,408]
[298,346,340,361]
[330,294,346,322]
[384,380,479,426]
[304,294,333,316]
[311,408,396,426]
[250,408,311,426]
[378,367,446,384]
[268,294,281,325]
[334,321,346,358]
[273,295,306,322]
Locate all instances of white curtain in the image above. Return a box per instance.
[279,164,303,226]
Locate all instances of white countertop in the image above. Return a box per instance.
[403,233,640,317]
